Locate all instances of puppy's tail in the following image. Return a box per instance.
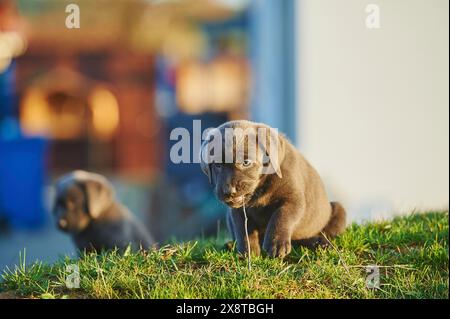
[322,202,347,238]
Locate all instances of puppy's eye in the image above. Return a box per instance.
[242,159,253,167]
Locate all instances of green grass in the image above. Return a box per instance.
[1,211,448,299]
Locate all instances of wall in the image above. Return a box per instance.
[296,0,449,222]
[249,0,297,143]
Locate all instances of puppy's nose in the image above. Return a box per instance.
[59,219,68,229]
[222,186,237,197]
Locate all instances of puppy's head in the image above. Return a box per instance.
[53,170,114,233]
[200,121,284,208]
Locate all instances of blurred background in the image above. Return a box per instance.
[0,0,448,270]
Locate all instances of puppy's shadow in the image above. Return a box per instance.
[223,238,329,261]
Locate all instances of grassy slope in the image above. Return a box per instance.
[0,212,448,299]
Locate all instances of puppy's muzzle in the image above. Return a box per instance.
[219,187,247,207]
[220,185,237,198]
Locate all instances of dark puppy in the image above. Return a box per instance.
[53,170,154,254]
[200,120,346,258]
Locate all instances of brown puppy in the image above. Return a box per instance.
[200,120,346,258]
[53,170,154,254]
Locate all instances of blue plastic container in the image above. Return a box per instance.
[0,137,48,229]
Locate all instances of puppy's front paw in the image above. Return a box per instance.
[236,241,261,257]
[224,240,236,251]
[263,238,292,258]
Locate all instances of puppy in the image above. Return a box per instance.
[200,120,346,258]
[53,170,154,254]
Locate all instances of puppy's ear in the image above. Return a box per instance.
[200,139,213,185]
[83,176,114,219]
[53,174,73,214]
[259,126,285,178]
[200,128,223,185]
[52,181,63,214]
[270,129,285,178]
